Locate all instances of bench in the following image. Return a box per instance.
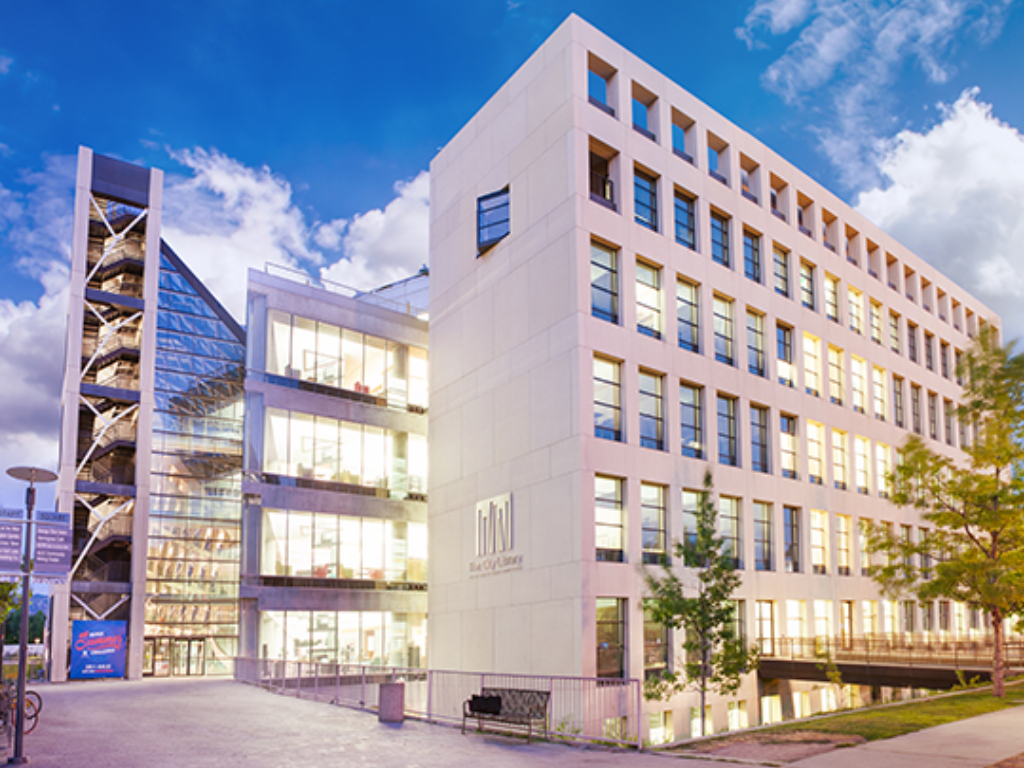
[462,687,551,743]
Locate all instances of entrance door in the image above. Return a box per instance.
[171,638,207,676]
[143,638,172,677]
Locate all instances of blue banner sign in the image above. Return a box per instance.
[69,620,127,679]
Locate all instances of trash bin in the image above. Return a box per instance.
[379,681,405,724]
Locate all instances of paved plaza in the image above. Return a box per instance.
[13,677,1024,767]
[15,677,691,768]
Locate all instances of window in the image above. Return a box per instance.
[924,332,935,371]
[744,230,761,282]
[939,601,951,633]
[928,392,939,439]
[876,443,891,498]
[594,357,621,441]
[727,701,749,732]
[959,405,969,447]
[719,496,741,568]
[634,169,658,230]
[756,600,775,654]
[848,287,863,334]
[901,601,915,634]
[851,357,867,413]
[836,515,851,575]
[674,190,696,249]
[827,346,844,405]
[893,376,905,428]
[590,241,618,323]
[713,296,734,365]
[636,261,662,338]
[803,333,820,396]
[907,322,918,362]
[784,506,801,573]
[873,367,887,420]
[641,484,667,565]
[944,399,955,446]
[751,405,769,473]
[889,311,901,353]
[639,371,664,450]
[832,430,848,490]
[825,275,839,322]
[596,598,626,678]
[595,476,624,562]
[773,246,790,297]
[811,510,828,574]
[477,187,510,250]
[676,279,700,352]
[590,149,615,208]
[780,414,797,478]
[711,212,730,267]
[777,324,794,387]
[800,262,815,310]
[717,394,738,466]
[682,489,699,549]
[754,502,773,571]
[870,301,882,344]
[911,384,922,434]
[860,522,873,576]
[854,437,870,495]
[680,382,704,459]
[643,602,669,680]
[747,311,765,376]
[807,421,824,484]
[941,342,950,378]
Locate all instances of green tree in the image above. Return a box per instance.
[868,327,1024,697]
[644,470,759,736]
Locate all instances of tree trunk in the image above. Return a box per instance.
[992,611,1005,697]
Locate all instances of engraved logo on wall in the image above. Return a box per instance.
[469,493,523,577]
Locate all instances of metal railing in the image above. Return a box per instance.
[234,658,643,749]
[263,263,428,317]
[761,635,1024,670]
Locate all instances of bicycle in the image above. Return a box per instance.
[0,681,39,738]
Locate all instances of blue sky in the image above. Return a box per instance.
[2,0,1024,504]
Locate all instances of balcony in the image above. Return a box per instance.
[672,147,694,165]
[709,169,728,186]
[588,95,615,117]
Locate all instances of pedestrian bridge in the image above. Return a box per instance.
[758,636,1024,689]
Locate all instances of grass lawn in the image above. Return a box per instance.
[757,680,1024,742]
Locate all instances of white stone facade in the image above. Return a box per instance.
[428,14,999,736]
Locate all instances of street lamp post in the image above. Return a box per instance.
[5,467,57,766]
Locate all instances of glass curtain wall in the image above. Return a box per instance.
[267,310,428,411]
[263,408,428,497]
[259,610,427,667]
[146,253,245,675]
[261,508,427,582]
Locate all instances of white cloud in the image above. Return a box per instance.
[320,171,429,291]
[737,0,1013,189]
[0,154,76,506]
[0,56,11,75]
[737,0,814,46]
[855,89,1024,341]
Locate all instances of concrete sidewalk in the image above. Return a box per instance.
[791,704,1024,768]
[15,677,718,768]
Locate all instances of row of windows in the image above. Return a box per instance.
[590,241,964,393]
[601,592,989,682]
[593,478,928,574]
[594,356,966,480]
[585,51,985,338]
